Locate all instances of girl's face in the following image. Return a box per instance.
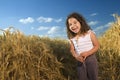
[68,17,81,34]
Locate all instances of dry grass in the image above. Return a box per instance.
[0,14,120,80]
[0,28,67,80]
[97,14,120,80]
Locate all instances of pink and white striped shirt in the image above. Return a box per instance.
[71,30,94,55]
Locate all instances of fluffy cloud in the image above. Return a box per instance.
[90,13,98,16]
[19,16,62,24]
[54,18,62,23]
[37,26,59,34]
[88,21,98,26]
[37,26,49,30]
[37,16,62,23]
[19,17,34,24]
[47,26,59,34]
[94,22,113,32]
[37,17,53,23]
[35,25,66,38]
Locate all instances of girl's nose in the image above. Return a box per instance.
[72,24,75,28]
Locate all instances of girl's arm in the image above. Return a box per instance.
[69,40,84,62]
[69,40,78,57]
[80,31,99,59]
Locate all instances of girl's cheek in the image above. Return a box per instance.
[70,27,72,31]
[69,26,71,30]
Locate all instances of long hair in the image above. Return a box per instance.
[66,12,91,39]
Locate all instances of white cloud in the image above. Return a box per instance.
[94,22,113,32]
[54,18,62,23]
[37,17,53,23]
[19,17,34,24]
[47,26,59,34]
[88,21,98,26]
[104,22,113,27]
[34,25,66,38]
[93,25,104,32]
[19,16,62,24]
[90,13,98,16]
[37,26,49,30]
[39,34,48,37]
[47,27,66,38]
[37,17,62,23]
[31,27,34,30]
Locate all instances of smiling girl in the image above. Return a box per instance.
[66,12,99,80]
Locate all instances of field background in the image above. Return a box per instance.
[0,14,120,80]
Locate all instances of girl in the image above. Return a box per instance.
[66,12,99,80]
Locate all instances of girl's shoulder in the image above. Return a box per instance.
[68,38,74,45]
[69,36,76,40]
[88,30,95,34]
[69,37,76,43]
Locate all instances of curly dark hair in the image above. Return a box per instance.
[66,12,91,39]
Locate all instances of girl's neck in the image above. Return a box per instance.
[75,34,80,39]
[75,32,82,37]
[74,32,87,38]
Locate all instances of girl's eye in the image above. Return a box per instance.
[69,23,72,26]
[74,21,77,24]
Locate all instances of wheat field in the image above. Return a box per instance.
[0,14,120,80]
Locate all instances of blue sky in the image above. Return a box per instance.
[0,0,120,39]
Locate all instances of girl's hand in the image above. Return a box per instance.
[75,55,84,62]
[80,52,89,61]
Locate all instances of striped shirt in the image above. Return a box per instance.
[71,30,94,55]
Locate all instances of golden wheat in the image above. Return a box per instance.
[0,14,120,80]
[0,28,67,80]
[97,14,120,80]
